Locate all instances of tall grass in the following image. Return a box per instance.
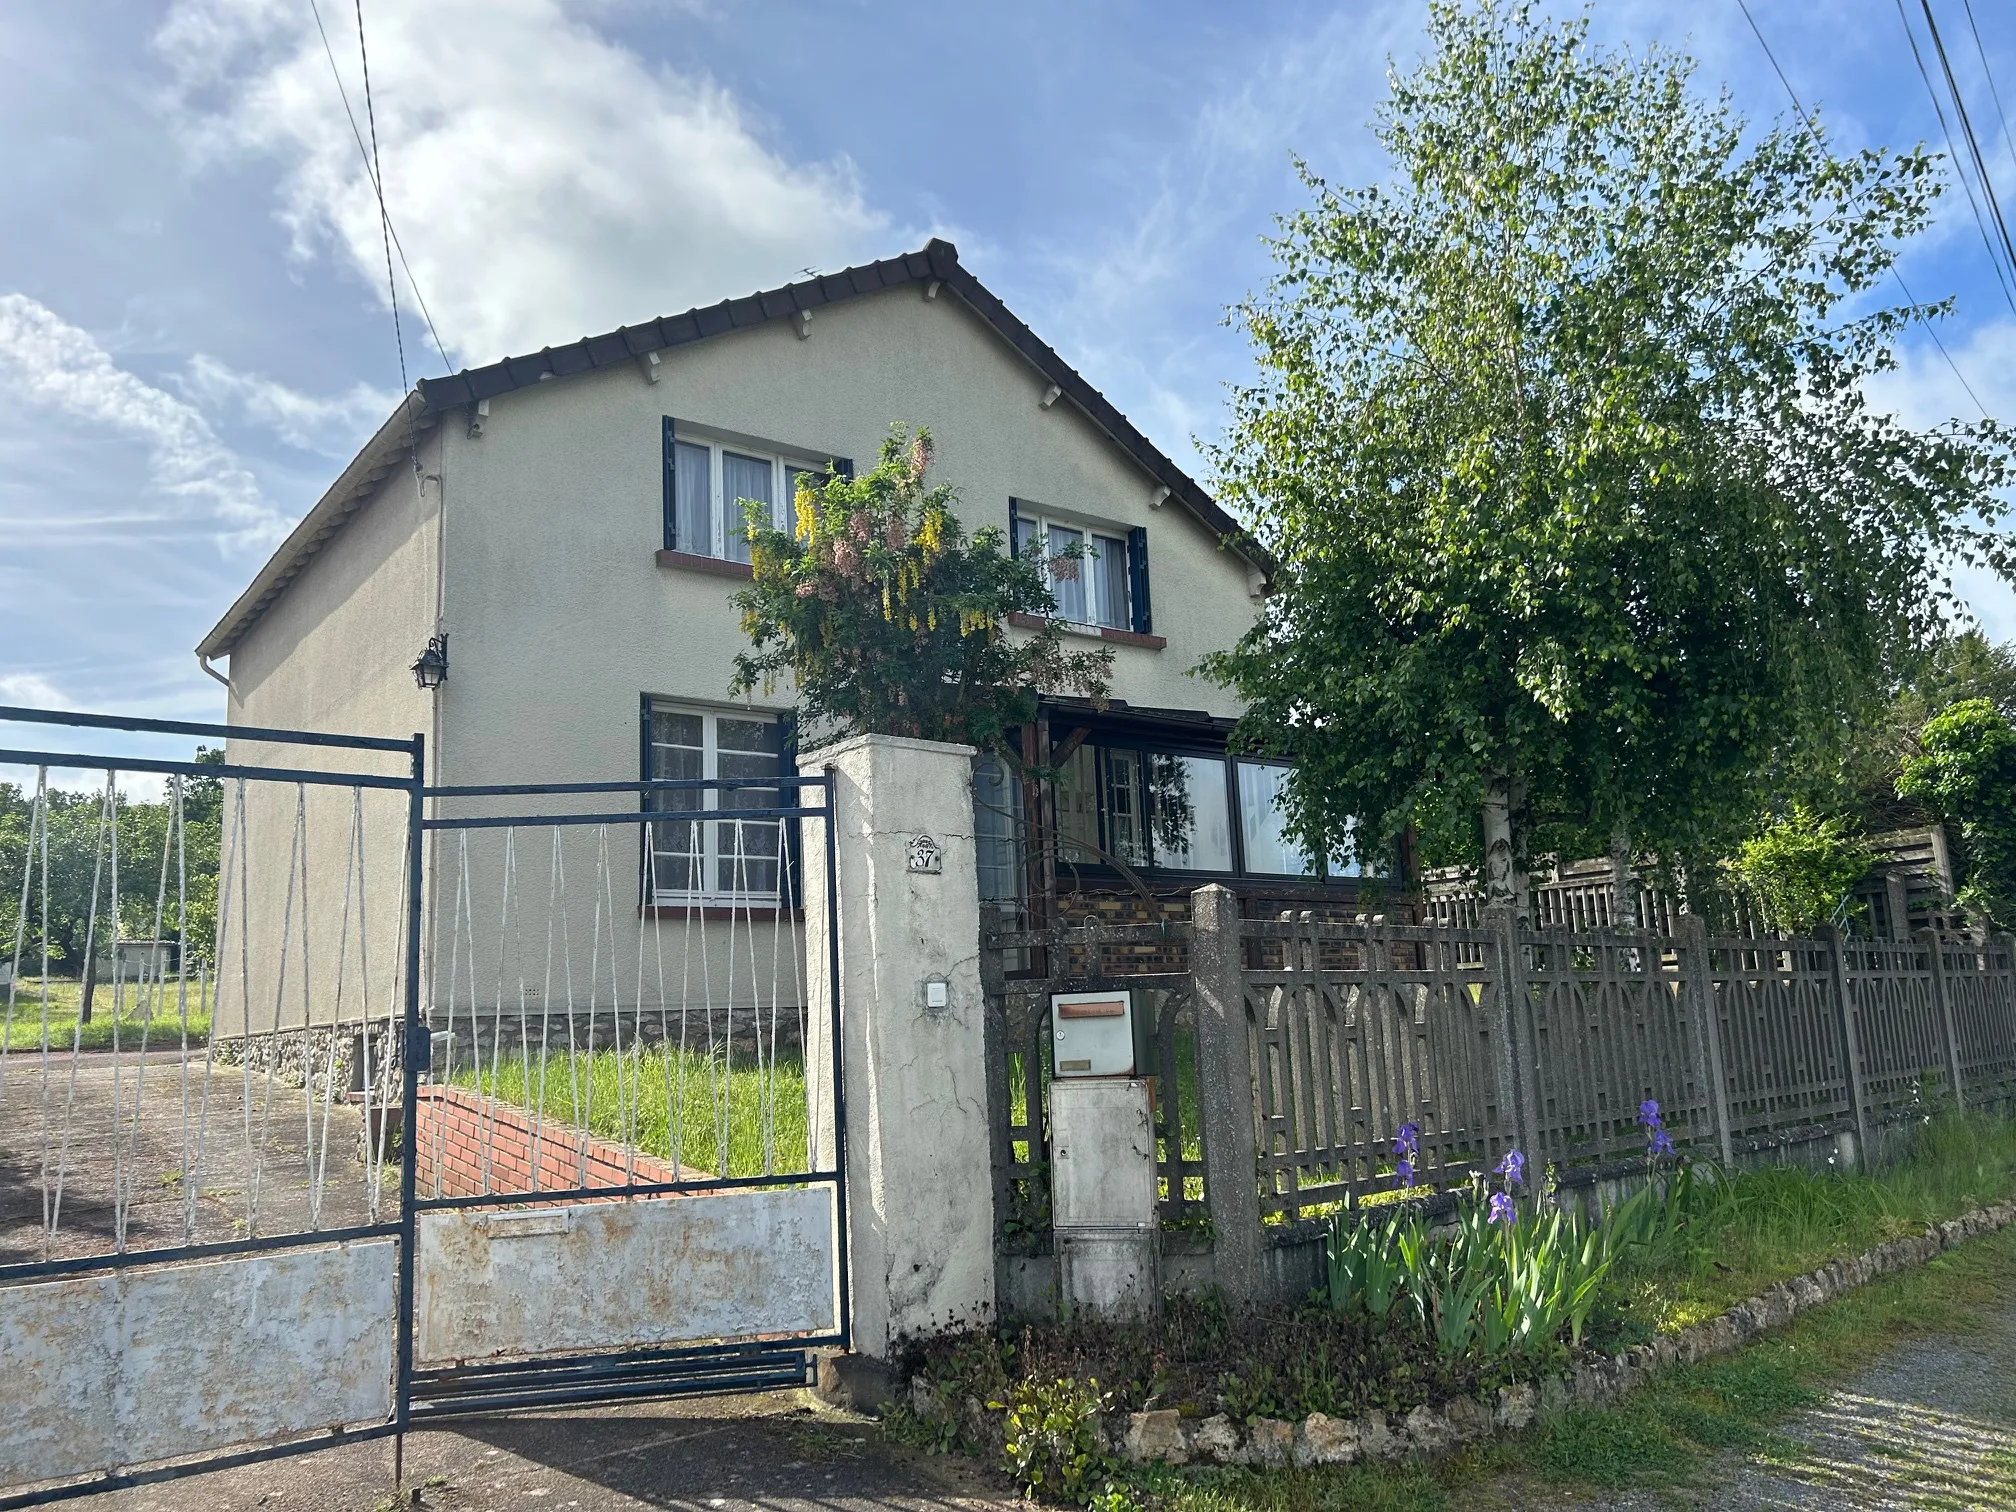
[451,1045,810,1180]
[1616,1110,2016,1326]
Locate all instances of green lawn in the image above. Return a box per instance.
[1,976,212,1052]
[451,1044,811,1180]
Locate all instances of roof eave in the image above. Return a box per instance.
[195,392,433,659]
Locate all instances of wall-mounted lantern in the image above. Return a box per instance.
[411,634,449,691]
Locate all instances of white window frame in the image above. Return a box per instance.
[675,434,826,562]
[1015,507,1132,631]
[646,702,785,907]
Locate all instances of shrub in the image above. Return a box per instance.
[1723,805,1873,935]
[995,1375,1116,1502]
[1898,697,2016,928]
[730,424,1111,752]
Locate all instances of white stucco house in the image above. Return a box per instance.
[196,240,1375,1043]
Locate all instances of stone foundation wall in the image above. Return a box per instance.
[210,1022,398,1102]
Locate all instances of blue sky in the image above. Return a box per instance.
[3,0,2014,739]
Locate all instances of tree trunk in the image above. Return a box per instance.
[1483,773,1519,917]
[78,947,97,1025]
[1610,818,1639,931]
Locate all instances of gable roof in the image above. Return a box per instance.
[199,238,1260,659]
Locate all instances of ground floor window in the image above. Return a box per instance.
[646,702,783,904]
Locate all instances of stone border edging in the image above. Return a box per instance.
[913,1199,2016,1469]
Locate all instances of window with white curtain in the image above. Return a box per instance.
[669,437,824,562]
[1016,508,1133,630]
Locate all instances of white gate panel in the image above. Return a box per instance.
[0,1240,396,1488]
[415,1186,837,1367]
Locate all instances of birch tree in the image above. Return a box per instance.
[1204,0,2012,918]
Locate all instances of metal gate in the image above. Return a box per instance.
[0,707,847,1506]
[403,770,847,1418]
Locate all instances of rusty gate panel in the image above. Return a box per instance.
[413,1186,837,1367]
[0,1240,396,1488]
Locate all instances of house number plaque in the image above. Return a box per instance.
[907,834,943,874]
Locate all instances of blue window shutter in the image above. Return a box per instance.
[1008,497,1023,559]
[777,715,802,908]
[638,693,655,905]
[1127,526,1152,634]
[833,455,854,480]
[661,417,678,551]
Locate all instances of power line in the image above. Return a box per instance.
[1733,0,1991,419]
[1917,1,2016,304]
[1895,0,2016,312]
[1961,0,2016,194]
[306,0,453,377]
[354,0,411,405]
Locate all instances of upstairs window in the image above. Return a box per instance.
[664,421,828,562]
[645,702,785,905]
[1010,500,1150,634]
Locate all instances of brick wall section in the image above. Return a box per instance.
[412,1085,695,1199]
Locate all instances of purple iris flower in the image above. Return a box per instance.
[1495,1148,1526,1187]
[1394,1122,1420,1157]
[1395,1157,1415,1189]
[1650,1127,1676,1157]
[1638,1099,1663,1129]
[1488,1192,1516,1226]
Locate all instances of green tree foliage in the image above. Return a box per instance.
[731,425,1111,752]
[1897,699,2016,928]
[1723,806,1874,935]
[1202,0,2013,913]
[1,751,224,979]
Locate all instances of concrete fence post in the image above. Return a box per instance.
[1817,923,1870,1156]
[799,733,994,1369]
[1190,883,1265,1303]
[1485,906,1543,1163]
[1917,927,1966,1113]
[1676,912,1735,1166]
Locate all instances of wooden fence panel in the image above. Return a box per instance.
[1707,937,1852,1142]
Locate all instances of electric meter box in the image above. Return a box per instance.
[1051,990,1136,1078]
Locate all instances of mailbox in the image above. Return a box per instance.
[1050,990,1135,1078]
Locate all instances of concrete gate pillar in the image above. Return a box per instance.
[800,733,994,1370]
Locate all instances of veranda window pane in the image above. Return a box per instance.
[722,452,772,563]
[1055,744,1100,867]
[1103,747,1147,865]
[974,757,1025,905]
[674,441,712,556]
[1149,753,1233,871]
[1047,524,1086,623]
[1237,761,1315,876]
[1092,534,1129,630]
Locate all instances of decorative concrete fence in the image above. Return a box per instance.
[983,886,2016,1312]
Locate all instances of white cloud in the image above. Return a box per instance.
[157,0,898,366]
[0,295,291,553]
[0,673,67,710]
[181,354,399,456]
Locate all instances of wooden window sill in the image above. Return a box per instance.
[657,549,754,580]
[1006,611,1164,649]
